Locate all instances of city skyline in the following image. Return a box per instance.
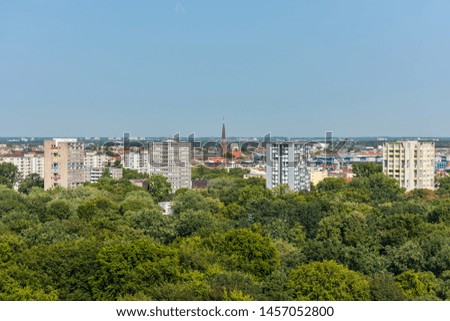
[1,1,450,137]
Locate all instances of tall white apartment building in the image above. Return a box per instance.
[382,141,435,191]
[0,153,45,179]
[265,141,310,191]
[44,139,85,190]
[123,149,149,172]
[146,140,192,191]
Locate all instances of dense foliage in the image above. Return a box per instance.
[0,166,449,301]
[192,165,250,179]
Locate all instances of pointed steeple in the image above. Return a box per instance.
[221,117,226,142]
[221,117,227,159]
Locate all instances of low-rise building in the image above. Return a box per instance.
[310,167,329,186]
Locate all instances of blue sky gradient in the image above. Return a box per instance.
[1,1,449,137]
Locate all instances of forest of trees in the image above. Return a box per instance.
[0,162,449,301]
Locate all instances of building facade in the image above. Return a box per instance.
[310,167,329,186]
[85,166,123,183]
[84,151,111,170]
[122,149,149,172]
[382,141,435,191]
[146,139,192,191]
[0,153,45,179]
[265,141,310,191]
[44,139,85,190]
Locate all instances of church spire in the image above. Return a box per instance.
[221,117,226,142]
[221,117,227,159]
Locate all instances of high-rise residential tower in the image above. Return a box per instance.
[382,140,435,191]
[146,139,192,191]
[44,138,85,190]
[265,141,310,191]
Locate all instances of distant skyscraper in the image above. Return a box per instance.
[265,141,310,191]
[383,141,435,191]
[44,139,85,190]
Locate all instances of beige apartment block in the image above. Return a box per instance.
[44,139,85,190]
[310,167,329,186]
[383,141,435,191]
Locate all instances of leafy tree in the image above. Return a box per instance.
[207,177,241,205]
[149,271,211,300]
[386,241,425,274]
[0,264,58,300]
[437,270,450,300]
[122,168,149,180]
[0,163,20,188]
[119,190,158,214]
[272,238,305,270]
[352,163,382,178]
[0,234,26,264]
[126,209,176,244]
[94,177,142,200]
[17,238,101,300]
[77,197,118,221]
[147,174,172,202]
[204,229,280,279]
[395,270,440,300]
[408,188,436,201]
[369,274,406,301]
[0,185,27,217]
[420,230,450,276]
[176,210,217,238]
[428,199,450,225]
[317,178,347,193]
[192,165,249,180]
[100,168,111,179]
[208,270,260,300]
[367,173,404,203]
[172,190,210,214]
[175,236,216,272]
[18,173,44,194]
[436,176,450,196]
[1,210,39,234]
[91,238,180,300]
[261,269,292,300]
[45,199,74,221]
[288,260,370,300]
[372,213,425,247]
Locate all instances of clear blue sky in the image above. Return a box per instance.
[1,0,449,137]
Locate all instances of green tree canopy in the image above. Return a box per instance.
[18,173,44,194]
[147,174,172,202]
[352,163,382,178]
[0,163,20,188]
[288,260,370,301]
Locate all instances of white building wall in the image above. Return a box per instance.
[383,141,435,191]
[265,142,310,192]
